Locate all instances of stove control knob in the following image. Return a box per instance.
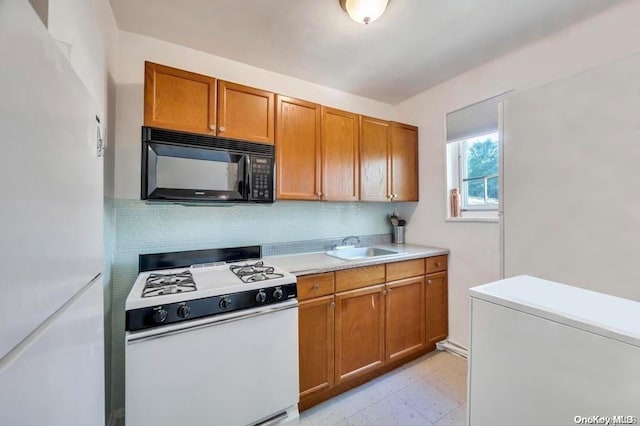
[219,296,232,310]
[273,287,284,300]
[177,303,191,319]
[256,290,267,303]
[152,307,168,324]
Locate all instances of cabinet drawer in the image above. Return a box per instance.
[297,273,335,301]
[335,265,385,293]
[386,259,425,281]
[426,255,448,274]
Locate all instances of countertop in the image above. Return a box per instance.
[266,243,449,276]
[470,275,640,348]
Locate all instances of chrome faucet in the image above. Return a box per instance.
[331,236,361,251]
[342,236,360,246]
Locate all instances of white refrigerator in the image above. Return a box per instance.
[0,1,105,425]
[501,52,640,302]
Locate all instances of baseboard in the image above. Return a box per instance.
[436,339,469,358]
[107,408,124,426]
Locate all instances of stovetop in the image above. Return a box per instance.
[127,260,296,311]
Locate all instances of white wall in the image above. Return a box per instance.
[394,0,640,349]
[115,31,395,199]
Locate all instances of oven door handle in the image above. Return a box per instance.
[126,299,298,344]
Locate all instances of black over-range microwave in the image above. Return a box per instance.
[141,127,274,203]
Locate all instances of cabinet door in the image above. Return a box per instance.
[275,96,321,200]
[386,277,426,363]
[335,285,385,385]
[360,116,391,202]
[390,122,419,201]
[217,81,274,144]
[321,107,359,201]
[426,272,448,348]
[299,295,335,398]
[144,62,217,135]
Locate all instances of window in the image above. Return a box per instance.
[460,132,499,209]
[446,92,511,219]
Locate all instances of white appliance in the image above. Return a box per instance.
[500,52,640,301]
[0,1,104,426]
[468,275,640,425]
[125,247,299,426]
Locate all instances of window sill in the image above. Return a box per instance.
[446,216,499,223]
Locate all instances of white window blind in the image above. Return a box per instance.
[446,91,511,142]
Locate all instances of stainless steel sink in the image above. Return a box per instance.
[325,247,402,261]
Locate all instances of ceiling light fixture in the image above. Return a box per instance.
[339,0,389,25]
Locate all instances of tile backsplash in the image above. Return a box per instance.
[109,199,398,412]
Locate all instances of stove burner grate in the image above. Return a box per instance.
[230,261,285,283]
[142,270,197,298]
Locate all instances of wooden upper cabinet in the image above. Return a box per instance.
[217,81,275,144]
[385,276,426,363]
[299,295,335,398]
[334,285,385,385]
[275,96,321,200]
[390,122,419,201]
[360,116,391,202]
[144,62,217,135]
[321,107,359,201]
[426,271,448,348]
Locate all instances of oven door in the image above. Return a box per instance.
[142,142,249,202]
[125,300,299,426]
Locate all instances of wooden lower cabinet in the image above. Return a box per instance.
[299,256,449,410]
[385,276,426,363]
[426,271,448,348]
[299,295,335,398]
[334,285,385,385]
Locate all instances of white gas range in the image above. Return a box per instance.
[125,246,299,426]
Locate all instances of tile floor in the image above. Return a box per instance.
[299,350,467,426]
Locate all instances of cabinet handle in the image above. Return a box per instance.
[382,290,387,295]
[313,284,320,290]
[427,280,432,284]
[330,301,335,309]
[317,192,323,200]
[209,124,216,130]
[393,193,398,198]
[218,126,225,132]
[436,262,441,267]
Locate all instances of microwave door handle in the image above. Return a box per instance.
[246,156,251,199]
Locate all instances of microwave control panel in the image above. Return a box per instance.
[251,157,273,201]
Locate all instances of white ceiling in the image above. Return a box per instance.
[108,0,626,104]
